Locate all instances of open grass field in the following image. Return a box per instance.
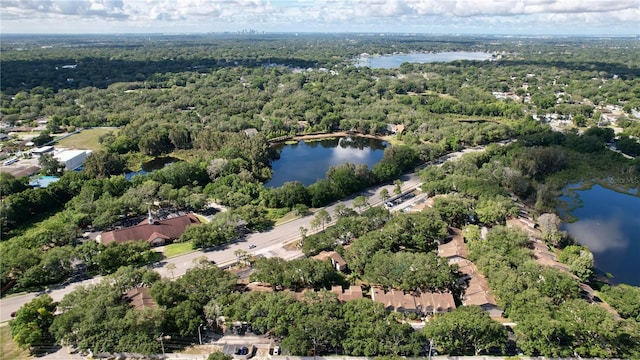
[56,127,118,150]
[0,325,31,360]
[163,241,195,258]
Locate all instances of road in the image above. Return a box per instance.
[0,144,489,323]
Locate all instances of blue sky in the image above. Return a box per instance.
[1,0,639,35]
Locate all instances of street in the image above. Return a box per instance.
[0,144,487,323]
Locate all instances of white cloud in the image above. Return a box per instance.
[1,0,638,33]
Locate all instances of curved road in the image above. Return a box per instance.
[0,145,488,323]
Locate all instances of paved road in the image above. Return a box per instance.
[0,145,489,323]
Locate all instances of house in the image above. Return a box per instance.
[370,287,455,316]
[123,287,157,310]
[331,285,363,302]
[313,250,348,272]
[437,228,468,263]
[436,227,503,318]
[386,124,405,135]
[244,128,258,137]
[99,212,200,246]
[329,252,347,272]
[460,268,503,318]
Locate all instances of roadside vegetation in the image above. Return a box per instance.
[1,34,640,357]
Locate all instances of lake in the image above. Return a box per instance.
[559,184,640,286]
[266,137,387,188]
[125,156,180,180]
[354,51,493,68]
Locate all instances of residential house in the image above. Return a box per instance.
[99,212,200,246]
[313,250,348,272]
[370,287,455,316]
[329,252,347,272]
[460,264,503,318]
[244,128,258,137]
[437,228,468,264]
[386,124,405,135]
[123,287,157,310]
[437,227,503,318]
[331,285,363,302]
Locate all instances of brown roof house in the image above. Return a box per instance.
[313,251,348,272]
[331,285,363,302]
[123,287,157,310]
[370,287,455,316]
[99,211,200,246]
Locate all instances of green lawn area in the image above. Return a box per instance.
[163,241,195,258]
[0,325,31,360]
[56,128,118,150]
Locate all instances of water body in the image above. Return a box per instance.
[266,137,387,188]
[125,156,181,180]
[355,51,493,68]
[559,184,640,286]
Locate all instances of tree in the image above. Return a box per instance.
[380,188,390,203]
[311,209,332,232]
[82,150,126,178]
[38,153,64,176]
[208,352,233,360]
[393,179,403,196]
[558,245,594,282]
[299,226,308,247]
[9,295,57,351]
[166,262,177,279]
[422,306,506,356]
[353,195,369,212]
[538,213,562,245]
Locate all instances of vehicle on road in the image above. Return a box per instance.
[248,244,256,249]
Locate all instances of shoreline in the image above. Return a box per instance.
[291,131,389,142]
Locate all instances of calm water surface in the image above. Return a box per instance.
[355,51,493,68]
[559,184,640,286]
[266,137,387,188]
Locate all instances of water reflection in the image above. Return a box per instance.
[560,184,640,285]
[266,137,387,188]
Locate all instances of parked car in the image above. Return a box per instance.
[248,244,256,249]
[273,346,281,355]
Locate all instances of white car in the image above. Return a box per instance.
[273,346,281,355]
[248,244,256,249]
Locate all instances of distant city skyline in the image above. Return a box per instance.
[1,0,639,36]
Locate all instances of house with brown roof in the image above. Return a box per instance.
[99,212,200,246]
[370,287,455,316]
[329,252,348,272]
[313,250,348,272]
[331,285,363,302]
[437,228,468,264]
[437,228,503,318]
[123,287,157,310]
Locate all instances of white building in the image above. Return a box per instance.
[54,149,91,170]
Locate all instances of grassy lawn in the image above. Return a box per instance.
[56,128,118,150]
[0,325,31,360]
[163,241,195,258]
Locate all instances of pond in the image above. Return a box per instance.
[266,137,387,188]
[354,51,494,68]
[558,184,640,286]
[125,156,181,180]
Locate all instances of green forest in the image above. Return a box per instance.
[2,34,640,357]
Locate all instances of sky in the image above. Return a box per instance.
[1,0,639,36]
